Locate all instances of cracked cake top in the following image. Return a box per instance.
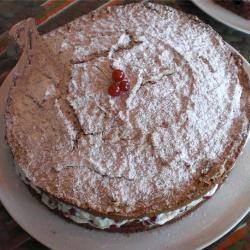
[5,3,250,219]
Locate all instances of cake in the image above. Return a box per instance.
[5,2,250,233]
[213,0,250,19]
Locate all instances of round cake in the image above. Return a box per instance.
[5,2,250,232]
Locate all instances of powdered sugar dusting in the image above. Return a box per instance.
[6,3,250,218]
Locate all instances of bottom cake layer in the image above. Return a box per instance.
[18,167,218,232]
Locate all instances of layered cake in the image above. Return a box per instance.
[5,2,250,232]
[213,0,250,19]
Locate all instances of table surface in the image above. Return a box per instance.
[0,1,249,250]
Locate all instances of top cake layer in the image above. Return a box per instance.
[5,3,250,219]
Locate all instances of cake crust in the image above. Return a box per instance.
[5,2,250,225]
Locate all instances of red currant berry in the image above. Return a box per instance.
[112,69,125,82]
[118,79,130,91]
[108,84,121,97]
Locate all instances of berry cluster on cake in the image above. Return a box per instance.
[5,2,250,232]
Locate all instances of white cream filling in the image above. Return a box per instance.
[17,168,218,229]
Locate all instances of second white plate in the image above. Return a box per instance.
[191,0,250,34]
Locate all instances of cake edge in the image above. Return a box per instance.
[17,165,219,233]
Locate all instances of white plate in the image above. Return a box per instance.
[191,0,250,34]
[0,52,249,250]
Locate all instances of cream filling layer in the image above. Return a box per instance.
[18,168,218,229]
